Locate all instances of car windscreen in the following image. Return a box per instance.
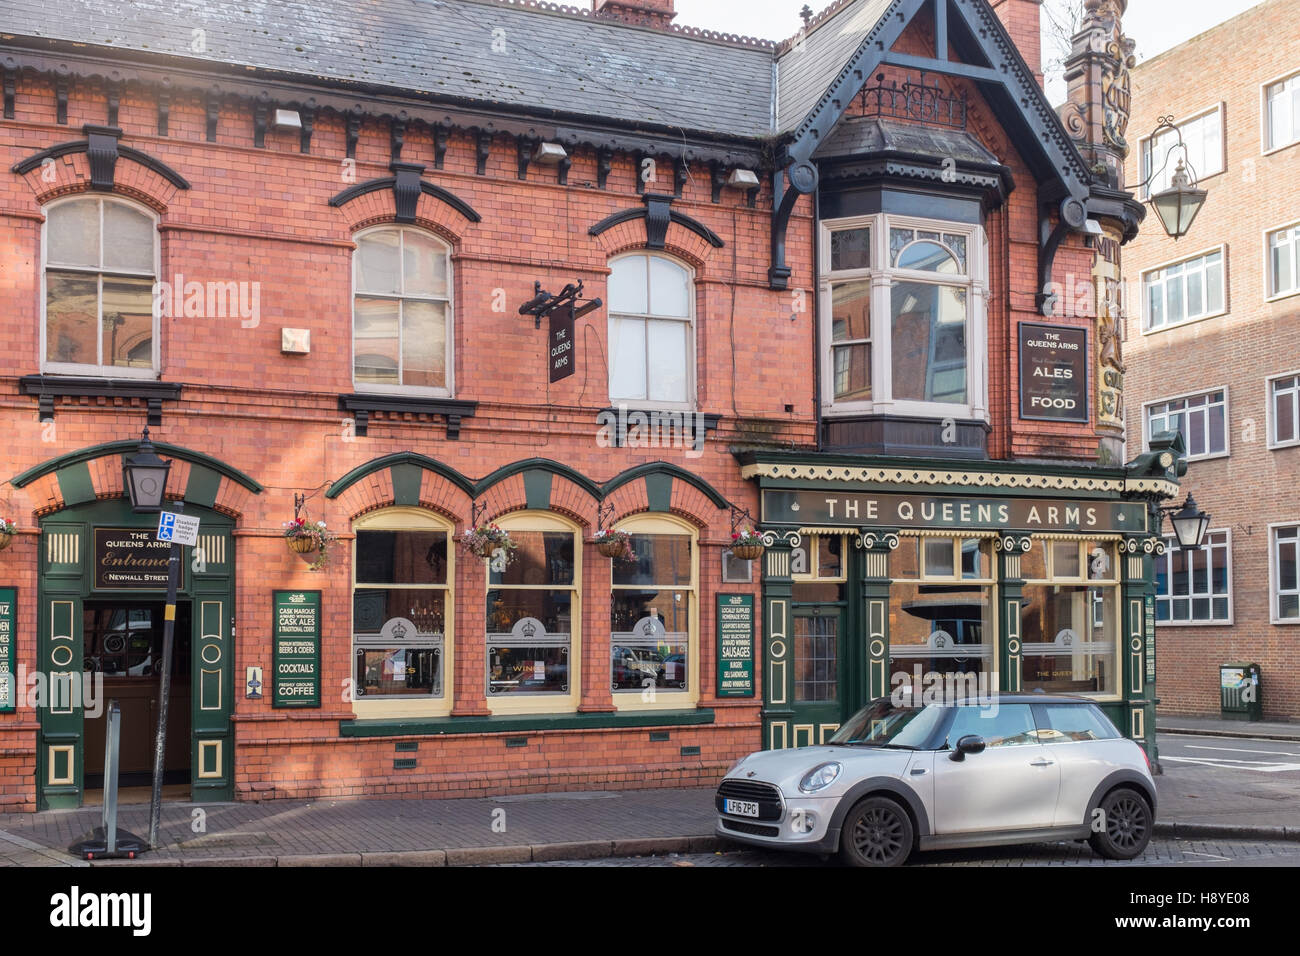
[829,699,948,748]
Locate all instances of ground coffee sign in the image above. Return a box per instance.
[94,528,179,590]
[273,590,321,708]
[716,593,754,698]
[0,589,14,713]
[1019,322,1088,423]
[763,490,1146,534]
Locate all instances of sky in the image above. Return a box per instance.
[672,0,1269,105]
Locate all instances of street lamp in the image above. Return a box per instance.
[1161,494,1211,551]
[122,427,171,513]
[1141,116,1208,240]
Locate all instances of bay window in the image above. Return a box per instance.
[821,215,987,419]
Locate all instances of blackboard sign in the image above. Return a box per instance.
[716,593,754,698]
[0,589,14,713]
[549,303,575,383]
[1019,323,1088,423]
[94,528,180,590]
[273,590,321,708]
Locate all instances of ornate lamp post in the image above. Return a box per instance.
[1141,116,1209,240]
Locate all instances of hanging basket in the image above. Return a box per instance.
[286,535,319,555]
[597,538,628,559]
[731,542,765,561]
[0,534,13,553]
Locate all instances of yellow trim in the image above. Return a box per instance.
[48,745,75,786]
[350,507,456,720]
[486,511,582,717]
[197,740,222,779]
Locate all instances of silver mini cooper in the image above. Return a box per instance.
[716,695,1156,867]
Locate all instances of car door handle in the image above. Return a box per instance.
[1030,759,1054,767]
[910,768,927,776]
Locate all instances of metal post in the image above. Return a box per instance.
[147,501,183,848]
[103,699,120,855]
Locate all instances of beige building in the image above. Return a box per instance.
[1122,0,1300,718]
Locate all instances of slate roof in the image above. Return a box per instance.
[816,117,1001,166]
[0,0,905,141]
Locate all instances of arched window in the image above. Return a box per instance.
[42,196,158,376]
[610,514,698,709]
[352,508,455,718]
[353,226,453,395]
[607,252,694,407]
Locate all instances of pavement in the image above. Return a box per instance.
[1,719,1297,868]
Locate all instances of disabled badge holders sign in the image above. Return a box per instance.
[273,590,321,708]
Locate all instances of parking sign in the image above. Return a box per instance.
[156,511,201,547]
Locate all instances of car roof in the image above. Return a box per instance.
[884,693,1104,706]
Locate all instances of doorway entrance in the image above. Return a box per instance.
[82,600,192,789]
[790,604,846,746]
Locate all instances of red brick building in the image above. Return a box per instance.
[1121,0,1300,719]
[0,0,1177,813]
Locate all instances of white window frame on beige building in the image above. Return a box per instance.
[1267,522,1300,625]
[1264,219,1300,302]
[350,507,456,720]
[1266,367,1300,450]
[1140,243,1229,334]
[1261,69,1300,156]
[1141,385,1230,462]
[609,513,700,712]
[1138,102,1226,200]
[1154,528,1234,626]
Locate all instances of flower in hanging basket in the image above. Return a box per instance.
[731,527,765,560]
[592,527,635,561]
[462,523,517,564]
[0,517,16,552]
[282,518,338,571]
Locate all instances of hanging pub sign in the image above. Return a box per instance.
[273,590,321,708]
[1019,322,1089,423]
[94,528,181,590]
[549,302,575,383]
[716,593,755,698]
[0,589,14,713]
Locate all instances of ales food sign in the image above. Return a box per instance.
[273,590,321,708]
[1019,323,1088,423]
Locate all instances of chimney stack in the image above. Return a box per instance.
[987,0,1044,88]
[593,0,677,29]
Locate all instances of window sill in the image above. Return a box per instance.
[338,707,715,738]
[1266,287,1300,304]
[20,375,182,426]
[1268,439,1300,451]
[339,393,478,440]
[1155,619,1234,627]
[1141,308,1229,336]
[1263,138,1300,158]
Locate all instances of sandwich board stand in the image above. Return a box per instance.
[69,700,147,860]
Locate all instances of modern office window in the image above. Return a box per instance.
[353,225,453,394]
[608,253,694,407]
[1145,389,1228,460]
[1154,531,1232,624]
[1271,525,1300,623]
[42,196,158,376]
[1265,72,1300,152]
[1269,371,1300,448]
[1140,106,1224,197]
[1267,223,1300,299]
[821,215,987,418]
[351,509,454,716]
[1143,248,1226,331]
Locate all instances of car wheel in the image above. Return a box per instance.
[1088,788,1152,860]
[838,796,913,867]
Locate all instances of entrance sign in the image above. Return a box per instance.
[273,590,321,708]
[156,511,200,547]
[94,528,182,590]
[1019,323,1089,423]
[549,303,575,383]
[0,589,14,713]
[716,593,755,698]
[763,490,1146,534]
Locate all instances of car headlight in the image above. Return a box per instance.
[798,762,841,793]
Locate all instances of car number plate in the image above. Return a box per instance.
[724,798,760,818]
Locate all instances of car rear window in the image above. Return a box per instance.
[1034,703,1121,742]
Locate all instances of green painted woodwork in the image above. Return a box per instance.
[523,469,553,511]
[55,463,95,507]
[390,462,424,507]
[602,462,731,510]
[12,440,263,493]
[327,452,474,499]
[644,473,673,513]
[184,464,223,509]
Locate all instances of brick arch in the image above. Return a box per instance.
[17,155,185,215]
[473,459,602,529]
[331,183,477,247]
[600,462,730,534]
[591,219,720,273]
[326,452,475,528]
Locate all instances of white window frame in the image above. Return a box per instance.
[1138,103,1226,200]
[1262,69,1300,155]
[40,194,160,378]
[606,251,697,412]
[1141,244,1228,334]
[819,213,989,422]
[1268,522,1300,625]
[1154,529,1234,626]
[1267,367,1300,449]
[1142,386,1230,462]
[351,224,455,397]
[1264,219,1300,302]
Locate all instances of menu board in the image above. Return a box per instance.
[0,589,14,713]
[716,593,754,699]
[273,590,321,709]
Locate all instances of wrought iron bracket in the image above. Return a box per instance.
[517,279,601,330]
[471,500,489,529]
[597,501,615,533]
[729,504,755,538]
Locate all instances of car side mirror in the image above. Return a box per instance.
[948,734,987,761]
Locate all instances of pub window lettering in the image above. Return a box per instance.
[1154,530,1232,624]
[1145,389,1227,460]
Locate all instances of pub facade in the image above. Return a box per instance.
[0,0,1173,813]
